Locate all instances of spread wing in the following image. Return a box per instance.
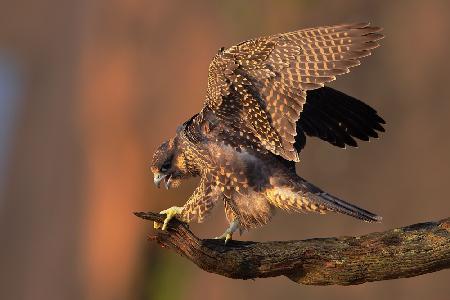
[204,22,383,161]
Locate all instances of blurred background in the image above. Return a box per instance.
[0,0,449,299]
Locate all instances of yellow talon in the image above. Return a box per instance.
[158,206,183,230]
[215,220,239,244]
[153,221,162,229]
[224,233,232,244]
[214,232,233,244]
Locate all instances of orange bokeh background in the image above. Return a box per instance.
[0,1,449,299]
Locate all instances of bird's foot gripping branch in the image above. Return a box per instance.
[135,212,450,285]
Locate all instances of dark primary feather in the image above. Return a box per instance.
[294,86,385,151]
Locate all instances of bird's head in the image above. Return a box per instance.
[150,137,189,189]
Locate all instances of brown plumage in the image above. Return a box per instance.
[151,23,384,239]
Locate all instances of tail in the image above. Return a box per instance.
[304,180,382,223]
[266,177,382,223]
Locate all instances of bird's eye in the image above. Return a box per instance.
[161,160,171,172]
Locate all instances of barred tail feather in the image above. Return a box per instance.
[266,178,382,223]
[312,191,382,223]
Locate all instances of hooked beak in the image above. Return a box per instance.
[154,173,166,188]
[153,173,172,189]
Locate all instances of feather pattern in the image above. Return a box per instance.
[205,22,384,161]
[181,176,221,223]
[266,176,381,223]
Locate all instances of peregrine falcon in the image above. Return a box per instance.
[151,23,384,243]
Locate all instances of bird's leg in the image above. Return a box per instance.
[153,206,184,230]
[215,220,239,244]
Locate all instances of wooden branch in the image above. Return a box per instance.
[135,212,450,285]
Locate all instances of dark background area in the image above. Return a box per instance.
[0,1,449,299]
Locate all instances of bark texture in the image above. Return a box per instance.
[135,212,450,285]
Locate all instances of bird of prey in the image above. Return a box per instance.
[151,23,385,243]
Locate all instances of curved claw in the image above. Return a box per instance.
[159,206,183,230]
[214,232,233,244]
[153,221,162,229]
[215,220,239,244]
